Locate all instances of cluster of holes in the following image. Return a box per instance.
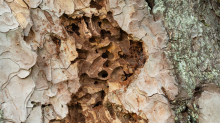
[60,6,147,122]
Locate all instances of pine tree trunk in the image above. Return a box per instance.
[0,0,220,123]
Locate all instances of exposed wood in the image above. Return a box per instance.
[0,0,220,123]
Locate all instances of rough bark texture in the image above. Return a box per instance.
[0,0,220,123]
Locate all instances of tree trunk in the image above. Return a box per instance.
[0,0,220,123]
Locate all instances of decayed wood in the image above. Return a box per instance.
[0,0,220,123]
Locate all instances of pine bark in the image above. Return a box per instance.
[0,0,220,123]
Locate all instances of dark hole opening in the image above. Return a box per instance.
[145,0,155,9]
[103,60,110,68]
[93,101,102,108]
[195,86,201,92]
[98,22,102,28]
[118,29,128,41]
[82,16,90,27]
[101,30,111,39]
[101,51,113,59]
[41,104,46,108]
[145,0,155,14]
[118,52,126,59]
[107,11,113,16]
[89,37,96,43]
[92,15,100,22]
[101,90,105,99]
[71,23,80,36]
[90,0,102,10]
[102,52,108,58]
[76,49,88,59]
[123,71,132,81]
[85,22,89,27]
[94,81,98,85]
[63,14,69,18]
[105,63,109,67]
[98,70,108,78]
[193,86,203,97]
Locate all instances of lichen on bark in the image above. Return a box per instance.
[160,0,220,122]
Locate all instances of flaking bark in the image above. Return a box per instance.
[0,0,220,123]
